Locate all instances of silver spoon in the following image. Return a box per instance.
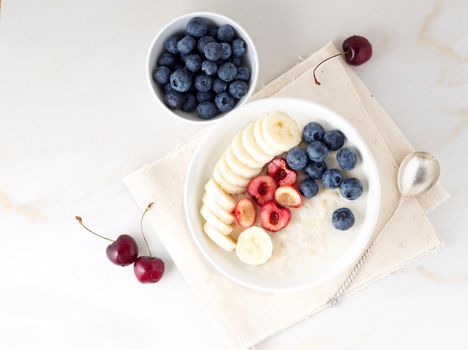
[328,151,440,306]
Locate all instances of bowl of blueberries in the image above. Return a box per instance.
[147,12,259,122]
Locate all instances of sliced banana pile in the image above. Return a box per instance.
[199,112,301,263]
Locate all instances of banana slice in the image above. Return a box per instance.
[230,132,264,169]
[204,178,236,212]
[213,165,245,194]
[236,226,273,265]
[216,157,250,187]
[200,205,233,235]
[203,223,236,251]
[253,118,279,156]
[202,193,235,225]
[241,123,274,164]
[224,148,260,179]
[261,111,302,153]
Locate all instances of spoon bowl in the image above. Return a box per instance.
[397,152,441,198]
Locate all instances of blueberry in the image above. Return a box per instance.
[196,90,214,103]
[158,52,176,67]
[164,34,180,54]
[201,60,218,76]
[197,35,215,53]
[207,25,218,37]
[332,208,355,230]
[186,17,208,38]
[218,62,237,82]
[305,161,327,179]
[163,83,172,93]
[152,66,171,85]
[181,94,197,112]
[336,148,357,170]
[235,66,250,81]
[323,130,345,151]
[213,79,228,93]
[174,61,184,71]
[220,42,232,60]
[169,69,192,92]
[306,140,328,162]
[177,35,196,55]
[303,122,324,142]
[197,101,218,119]
[164,90,184,109]
[232,38,247,57]
[231,56,241,66]
[217,24,235,42]
[194,74,213,92]
[229,80,248,99]
[204,42,222,61]
[340,178,363,200]
[215,92,235,112]
[322,169,343,189]
[300,178,319,198]
[184,54,202,72]
[286,147,308,170]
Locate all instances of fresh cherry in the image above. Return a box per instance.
[75,202,166,284]
[313,35,373,85]
[134,256,165,283]
[75,216,138,266]
[342,35,372,66]
[133,202,165,284]
[106,235,138,266]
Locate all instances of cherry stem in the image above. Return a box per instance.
[140,202,154,257]
[75,216,114,242]
[312,52,347,85]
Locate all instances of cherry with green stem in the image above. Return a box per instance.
[75,215,138,266]
[134,202,165,284]
[313,35,373,85]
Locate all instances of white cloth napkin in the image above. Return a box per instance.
[124,43,449,350]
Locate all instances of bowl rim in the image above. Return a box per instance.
[184,97,381,293]
[146,11,259,124]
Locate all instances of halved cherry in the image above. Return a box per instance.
[259,201,291,232]
[274,186,302,208]
[234,198,257,228]
[247,175,278,206]
[267,158,297,186]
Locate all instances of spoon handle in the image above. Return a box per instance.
[327,197,405,307]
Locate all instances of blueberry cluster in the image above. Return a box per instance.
[285,122,363,231]
[152,17,251,119]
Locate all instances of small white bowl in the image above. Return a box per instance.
[146,12,259,123]
[184,97,381,292]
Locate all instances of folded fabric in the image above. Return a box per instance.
[124,42,448,350]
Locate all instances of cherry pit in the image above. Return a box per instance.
[75,202,165,284]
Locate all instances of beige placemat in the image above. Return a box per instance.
[124,43,449,350]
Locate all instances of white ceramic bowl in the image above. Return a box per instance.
[146,12,259,123]
[184,97,381,292]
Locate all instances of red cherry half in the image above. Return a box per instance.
[267,158,297,186]
[259,201,291,232]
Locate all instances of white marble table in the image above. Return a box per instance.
[0,1,466,349]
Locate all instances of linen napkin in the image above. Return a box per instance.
[124,43,449,350]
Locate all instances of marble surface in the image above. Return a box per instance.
[0,0,466,349]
